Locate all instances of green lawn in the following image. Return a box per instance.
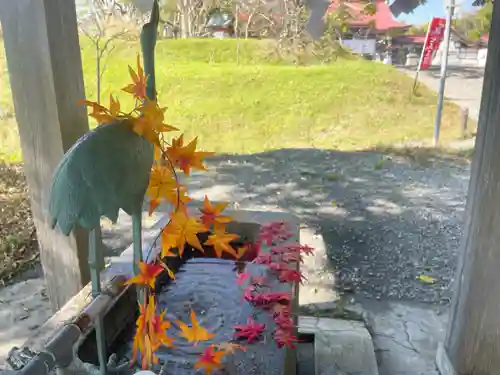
[0,37,469,283]
[0,38,464,162]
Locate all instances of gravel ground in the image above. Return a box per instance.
[186,149,471,305]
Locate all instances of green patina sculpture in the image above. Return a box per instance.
[47,1,160,374]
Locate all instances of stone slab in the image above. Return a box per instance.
[299,316,379,375]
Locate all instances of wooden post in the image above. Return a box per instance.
[437,0,500,373]
[460,107,469,139]
[0,0,90,311]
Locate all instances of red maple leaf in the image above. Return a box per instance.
[243,285,256,303]
[279,269,307,284]
[233,318,266,344]
[239,242,261,262]
[251,276,266,287]
[236,272,249,286]
[258,221,294,246]
[273,243,314,256]
[274,327,299,349]
[279,251,303,263]
[274,312,294,331]
[269,262,289,273]
[247,291,291,308]
[253,254,272,265]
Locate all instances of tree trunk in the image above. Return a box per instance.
[0,0,90,311]
[440,0,500,373]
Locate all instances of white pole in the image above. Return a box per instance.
[433,0,455,147]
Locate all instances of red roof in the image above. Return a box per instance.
[392,34,426,44]
[325,0,409,31]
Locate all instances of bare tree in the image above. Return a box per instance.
[79,0,142,103]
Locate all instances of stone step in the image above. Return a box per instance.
[299,316,379,375]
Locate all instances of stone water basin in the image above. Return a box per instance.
[113,258,294,375]
[12,210,300,375]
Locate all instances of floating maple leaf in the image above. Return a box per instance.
[236,272,249,286]
[161,210,207,257]
[204,227,239,258]
[122,53,148,100]
[251,276,266,287]
[269,262,289,273]
[177,311,216,345]
[166,134,214,176]
[246,291,292,308]
[194,345,225,375]
[215,342,247,355]
[279,269,307,284]
[273,308,294,331]
[253,253,272,265]
[199,195,232,229]
[125,261,163,289]
[274,327,299,349]
[233,318,266,344]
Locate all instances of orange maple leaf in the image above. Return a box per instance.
[132,296,174,369]
[125,261,163,289]
[79,100,113,124]
[215,342,247,354]
[199,195,232,229]
[122,53,148,100]
[177,311,216,345]
[147,297,174,349]
[204,227,239,258]
[166,134,214,176]
[161,210,207,257]
[194,345,226,375]
[146,165,191,207]
[158,260,176,279]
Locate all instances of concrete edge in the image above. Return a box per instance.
[298,316,379,375]
[436,342,456,375]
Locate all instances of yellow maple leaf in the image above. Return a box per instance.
[177,311,216,345]
[418,274,437,284]
[166,134,214,176]
[146,164,191,208]
[132,100,178,146]
[161,210,207,257]
[204,227,239,258]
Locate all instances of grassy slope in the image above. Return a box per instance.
[1,38,463,160]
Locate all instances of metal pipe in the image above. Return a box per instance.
[433,0,455,146]
[11,276,128,375]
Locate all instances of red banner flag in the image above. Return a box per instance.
[418,17,446,71]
